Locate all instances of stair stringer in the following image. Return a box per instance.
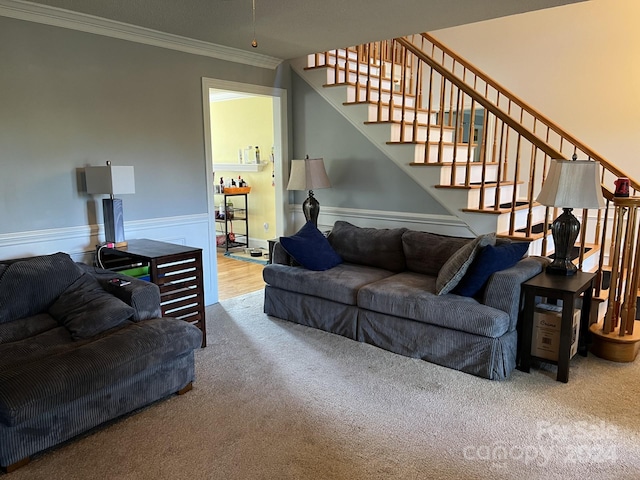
[292,57,516,237]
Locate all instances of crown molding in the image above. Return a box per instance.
[0,0,283,69]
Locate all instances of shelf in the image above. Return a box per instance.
[215,193,249,252]
[215,163,266,172]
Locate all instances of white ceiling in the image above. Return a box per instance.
[19,0,584,61]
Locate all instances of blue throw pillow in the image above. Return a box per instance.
[279,221,342,271]
[453,241,530,297]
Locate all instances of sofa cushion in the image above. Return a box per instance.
[0,313,59,345]
[357,271,511,338]
[0,253,84,324]
[79,264,162,322]
[263,263,395,305]
[402,231,474,276]
[436,233,496,295]
[0,318,202,427]
[454,241,531,297]
[49,274,135,340]
[0,324,77,373]
[279,221,342,271]
[328,221,407,272]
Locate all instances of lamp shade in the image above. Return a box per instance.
[536,159,605,209]
[85,165,136,195]
[286,158,331,191]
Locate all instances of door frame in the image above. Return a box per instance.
[201,77,289,302]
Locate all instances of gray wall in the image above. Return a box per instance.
[0,14,447,245]
[0,16,287,235]
[291,72,448,216]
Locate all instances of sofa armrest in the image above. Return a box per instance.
[482,256,548,331]
[77,264,162,321]
[271,241,300,266]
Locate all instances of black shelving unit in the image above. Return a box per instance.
[215,193,249,252]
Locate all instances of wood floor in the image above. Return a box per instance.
[216,252,266,301]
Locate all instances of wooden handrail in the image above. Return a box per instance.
[395,37,564,160]
[418,32,640,192]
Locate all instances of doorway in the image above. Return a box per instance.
[201,78,289,302]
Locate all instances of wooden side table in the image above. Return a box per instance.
[97,239,206,347]
[519,271,596,383]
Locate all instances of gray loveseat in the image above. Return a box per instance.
[0,252,203,472]
[263,221,546,380]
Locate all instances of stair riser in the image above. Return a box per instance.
[495,206,547,233]
[308,49,359,67]
[336,69,416,94]
[315,51,399,81]
[390,123,453,143]
[346,86,416,107]
[327,67,385,86]
[340,71,393,91]
[365,104,437,124]
[437,164,500,185]
[467,185,518,209]
[412,143,476,164]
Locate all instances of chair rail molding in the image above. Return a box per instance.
[288,204,474,238]
[0,213,218,305]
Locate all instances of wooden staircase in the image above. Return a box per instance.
[292,32,640,358]
[295,39,558,255]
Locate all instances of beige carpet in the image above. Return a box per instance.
[7,290,640,479]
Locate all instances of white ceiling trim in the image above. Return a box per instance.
[0,0,283,69]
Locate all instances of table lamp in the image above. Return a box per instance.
[536,157,605,275]
[85,161,136,247]
[286,156,331,226]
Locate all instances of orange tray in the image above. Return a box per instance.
[222,186,251,194]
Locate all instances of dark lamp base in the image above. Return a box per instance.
[103,197,126,244]
[302,191,320,227]
[545,261,578,276]
[546,207,580,276]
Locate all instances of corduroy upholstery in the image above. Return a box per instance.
[0,253,202,470]
[263,222,547,381]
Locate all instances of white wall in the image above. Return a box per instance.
[432,0,640,184]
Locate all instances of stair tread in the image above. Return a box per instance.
[437,181,523,190]
[461,200,534,215]
[324,81,417,99]
[343,100,433,114]
[387,140,477,147]
[364,120,450,128]
[497,231,546,241]
[409,161,500,167]
[306,62,398,80]
[496,220,553,240]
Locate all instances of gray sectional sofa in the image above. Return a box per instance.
[263,221,546,380]
[0,252,203,472]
